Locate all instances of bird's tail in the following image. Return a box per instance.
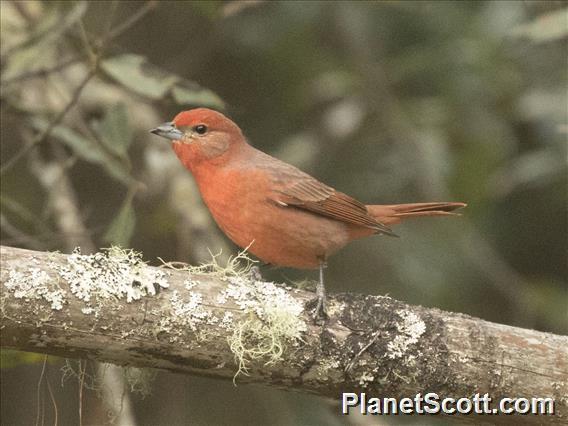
[367,202,467,226]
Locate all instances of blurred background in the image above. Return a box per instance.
[1,1,566,425]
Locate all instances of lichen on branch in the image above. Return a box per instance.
[2,246,308,380]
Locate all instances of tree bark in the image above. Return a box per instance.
[1,245,566,423]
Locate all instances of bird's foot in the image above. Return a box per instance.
[306,294,328,325]
[308,260,329,324]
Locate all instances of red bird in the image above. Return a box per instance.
[151,108,465,319]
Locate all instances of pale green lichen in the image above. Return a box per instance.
[163,249,307,380]
[153,270,220,343]
[168,288,218,332]
[223,274,306,380]
[56,247,170,310]
[4,247,171,318]
[386,310,426,360]
[61,361,155,404]
[161,247,255,280]
[316,356,341,377]
[358,371,375,386]
[122,366,157,398]
[219,311,234,329]
[4,267,66,310]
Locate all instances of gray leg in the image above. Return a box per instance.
[313,260,328,321]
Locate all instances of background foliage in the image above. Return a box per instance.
[1,1,566,425]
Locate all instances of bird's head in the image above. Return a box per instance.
[150,108,245,167]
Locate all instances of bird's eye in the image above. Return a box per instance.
[194,124,208,135]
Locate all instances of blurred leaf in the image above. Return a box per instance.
[1,2,87,82]
[31,118,133,185]
[510,8,568,43]
[103,192,136,246]
[0,349,50,368]
[0,195,54,238]
[1,195,45,229]
[103,163,133,186]
[101,54,225,109]
[222,1,265,18]
[101,54,179,99]
[489,147,567,197]
[307,70,357,104]
[30,2,88,47]
[172,83,225,109]
[192,0,224,19]
[32,117,100,162]
[92,103,133,158]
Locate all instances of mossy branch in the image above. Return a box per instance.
[1,245,567,424]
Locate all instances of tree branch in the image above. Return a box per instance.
[1,245,566,423]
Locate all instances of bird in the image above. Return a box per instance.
[150,108,466,320]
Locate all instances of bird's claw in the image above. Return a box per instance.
[306,295,328,324]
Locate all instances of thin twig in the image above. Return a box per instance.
[1,56,85,85]
[35,355,48,426]
[78,361,86,426]
[102,1,158,44]
[344,330,381,373]
[103,1,120,36]
[46,369,59,426]
[0,67,97,175]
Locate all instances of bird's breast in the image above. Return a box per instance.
[192,167,354,269]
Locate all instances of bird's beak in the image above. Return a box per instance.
[149,122,185,141]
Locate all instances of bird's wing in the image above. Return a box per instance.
[270,173,396,236]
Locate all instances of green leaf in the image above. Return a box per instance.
[101,54,179,99]
[2,2,88,82]
[92,103,133,158]
[31,118,133,186]
[31,117,102,163]
[101,54,225,109]
[172,82,225,109]
[103,193,136,246]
